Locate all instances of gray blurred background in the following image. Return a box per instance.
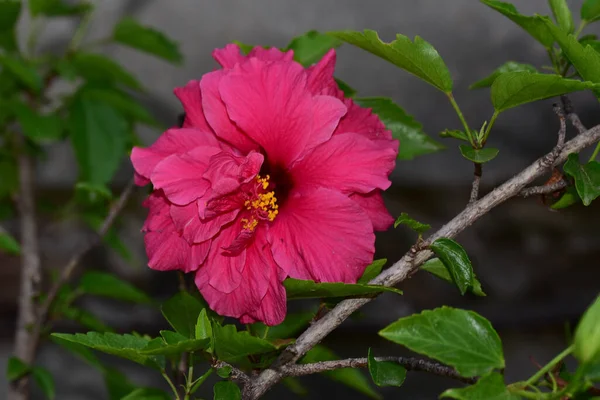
[2,0,600,398]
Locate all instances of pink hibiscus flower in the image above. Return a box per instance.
[131,44,398,325]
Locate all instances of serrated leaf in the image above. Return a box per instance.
[441,372,518,399]
[551,186,580,209]
[213,381,241,400]
[470,61,537,89]
[358,259,387,284]
[212,324,276,362]
[422,258,486,296]
[29,0,91,16]
[69,53,142,90]
[480,0,554,48]
[335,78,356,97]
[574,295,600,364]
[50,332,164,369]
[367,348,406,387]
[140,331,209,356]
[285,30,341,66]
[549,0,574,33]
[582,0,600,22]
[0,231,20,255]
[11,102,64,143]
[162,292,207,338]
[430,238,474,296]
[80,271,151,303]
[459,146,499,164]
[0,0,21,31]
[79,86,159,126]
[302,345,381,399]
[330,29,452,92]
[440,129,470,141]
[380,307,504,377]
[68,96,128,185]
[563,154,600,206]
[0,55,42,92]
[113,18,182,64]
[491,72,598,112]
[394,212,431,234]
[32,367,55,400]
[354,97,443,160]
[6,357,29,382]
[284,277,402,300]
[121,388,171,400]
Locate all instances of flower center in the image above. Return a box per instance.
[241,174,279,231]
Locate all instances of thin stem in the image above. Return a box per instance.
[574,20,587,38]
[447,93,474,146]
[68,11,94,51]
[162,370,180,400]
[262,326,270,340]
[26,19,45,57]
[508,388,548,400]
[524,345,574,387]
[183,355,195,400]
[469,163,482,203]
[519,180,567,198]
[589,142,600,162]
[481,110,499,145]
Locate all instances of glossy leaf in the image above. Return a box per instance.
[213,324,276,362]
[213,381,241,400]
[121,388,171,400]
[491,72,599,112]
[563,154,600,206]
[113,18,182,64]
[422,258,486,296]
[68,97,128,185]
[549,0,574,33]
[140,331,210,356]
[470,61,537,89]
[286,30,341,66]
[162,292,207,338]
[31,367,55,400]
[11,102,63,143]
[551,187,580,209]
[284,277,402,299]
[335,78,357,97]
[355,97,444,160]
[459,146,499,164]
[195,308,212,341]
[367,348,406,387]
[330,29,452,92]
[582,0,600,22]
[217,365,232,379]
[441,372,518,399]
[574,295,600,364]
[6,357,29,381]
[68,53,142,90]
[480,0,554,48]
[80,271,151,303]
[78,86,159,126]
[394,212,431,234]
[380,307,504,377]
[0,0,21,31]
[430,238,474,295]
[29,0,91,16]
[440,129,470,141]
[0,55,42,92]
[358,259,388,284]
[302,345,380,399]
[50,332,164,369]
[0,231,20,255]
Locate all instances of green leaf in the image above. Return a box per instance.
[162,292,207,338]
[285,30,341,66]
[335,78,357,97]
[190,368,213,394]
[11,102,64,143]
[32,367,55,400]
[68,53,143,90]
[459,146,499,164]
[50,332,164,369]
[0,30,17,52]
[549,0,574,33]
[563,153,600,206]
[113,18,182,64]
[574,295,600,364]
[284,278,402,300]
[282,377,308,396]
[140,331,209,356]
[80,271,151,303]
[582,0,600,22]
[367,348,406,387]
[301,345,381,399]
[440,129,470,141]
[0,55,43,92]
[441,372,518,399]
[217,365,232,378]
[0,231,20,255]
[358,259,388,284]
[195,308,212,341]
[232,40,254,54]
[330,29,452,92]
[75,182,113,203]
[121,388,171,400]
[29,0,91,16]
[79,86,159,126]
[103,368,136,400]
[267,311,315,339]
[6,357,29,382]
[50,335,102,368]
[394,212,431,234]
[470,61,537,89]
[68,96,128,185]
[213,381,241,400]
[430,238,474,296]
[421,258,486,296]
[212,323,277,362]
[60,305,114,332]
[354,97,444,160]
[491,72,598,112]
[551,186,580,209]
[380,306,504,377]
[0,157,18,198]
[480,0,554,48]
[0,0,21,31]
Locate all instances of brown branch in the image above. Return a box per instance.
[469,162,482,203]
[561,95,587,134]
[244,124,600,400]
[519,180,568,198]
[213,361,251,385]
[553,104,566,148]
[280,356,476,384]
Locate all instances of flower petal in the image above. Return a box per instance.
[335,100,393,141]
[350,191,394,231]
[170,201,239,244]
[291,132,397,194]
[173,80,213,131]
[212,44,246,69]
[306,49,339,96]
[203,151,263,197]
[247,46,294,63]
[239,261,287,326]
[303,95,346,155]
[269,187,375,283]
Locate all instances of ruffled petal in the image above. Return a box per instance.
[335,100,394,141]
[247,46,294,63]
[173,80,213,131]
[291,132,397,194]
[301,95,346,156]
[350,191,394,231]
[306,49,339,96]
[170,201,240,244]
[269,187,375,283]
[239,262,287,326]
[203,151,263,197]
[212,44,246,69]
